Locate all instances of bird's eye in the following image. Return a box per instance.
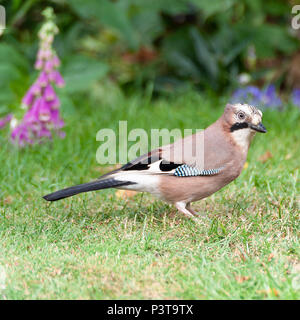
[237,112,245,120]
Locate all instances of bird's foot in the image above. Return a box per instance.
[175,202,201,223]
[186,203,206,218]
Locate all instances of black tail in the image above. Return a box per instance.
[43,178,135,201]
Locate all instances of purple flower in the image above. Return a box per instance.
[291,89,300,107]
[11,8,65,147]
[231,86,262,106]
[52,55,60,68]
[31,82,42,95]
[37,49,45,60]
[11,124,33,146]
[49,70,65,87]
[50,109,64,128]
[37,125,52,138]
[262,85,282,108]
[37,71,49,87]
[0,114,13,129]
[22,82,41,106]
[231,84,282,109]
[38,98,51,122]
[35,59,44,70]
[49,95,60,109]
[23,98,40,124]
[45,60,54,73]
[44,84,56,101]
[38,48,52,60]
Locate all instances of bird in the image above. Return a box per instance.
[43,103,266,220]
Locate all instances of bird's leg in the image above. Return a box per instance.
[175,202,199,221]
[186,203,205,217]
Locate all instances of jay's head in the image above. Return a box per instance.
[224,103,267,134]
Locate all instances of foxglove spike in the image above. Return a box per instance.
[45,60,54,73]
[35,59,44,70]
[44,84,56,101]
[12,8,65,146]
[37,71,49,87]
[52,70,65,87]
[52,55,60,67]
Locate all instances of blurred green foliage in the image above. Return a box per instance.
[0,0,299,114]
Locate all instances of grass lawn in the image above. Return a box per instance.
[0,91,299,299]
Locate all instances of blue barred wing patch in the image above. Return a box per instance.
[174,164,223,177]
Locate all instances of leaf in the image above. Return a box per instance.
[0,64,22,85]
[259,150,273,163]
[236,23,299,58]
[235,275,250,283]
[62,55,109,93]
[166,51,201,80]
[189,28,218,80]
[154,76,191,94]
[4,196,13,204]
[285,154,292,160]
[257,288,279,297]
[128,0,193,15]
[58,92,76,115]
[222,40,249,66]
[115,190,137,199]
[130,7,164,44]
[189,0,237,18]
[68,0,138,49]
[0,43,29,71]
[268,253,275,261]
[0,90,15,105]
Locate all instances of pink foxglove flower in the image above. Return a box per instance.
[37,71,49,87]
[22,82,41,106]
[12,7,65,146]
[49,70,65,87]
[0,114,13,129]
[45,60,54,73]
[44,84,56,101]
[34,59,44,70]
[52,55,60,68]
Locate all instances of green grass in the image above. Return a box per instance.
[0,90,299,299]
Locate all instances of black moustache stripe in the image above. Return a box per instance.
[230,122,249,132]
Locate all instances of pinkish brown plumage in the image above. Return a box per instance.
[43,103,266,220]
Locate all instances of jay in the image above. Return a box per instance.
[43,103,267,220]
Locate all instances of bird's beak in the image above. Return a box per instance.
[250,122,267,133]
